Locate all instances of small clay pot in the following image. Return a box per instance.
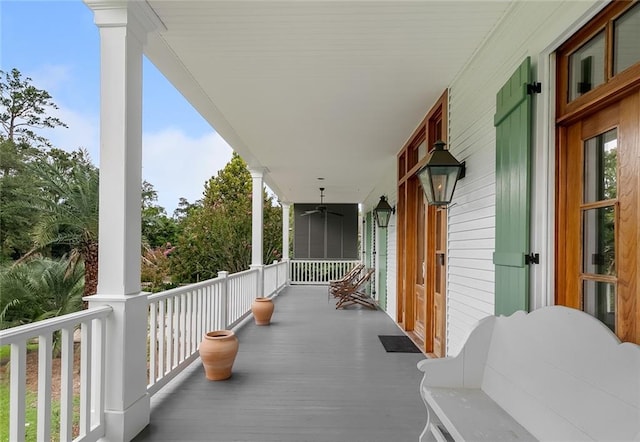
[199,330,239,381]
[251,297,274,325]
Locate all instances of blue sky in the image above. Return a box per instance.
[1,0,233,213]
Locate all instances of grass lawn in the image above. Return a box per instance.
[0,345,80,441]
[0,377,40,441]
[0,342,38,363]
[0,345,9,361]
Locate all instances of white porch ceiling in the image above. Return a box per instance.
[142,1,512,205]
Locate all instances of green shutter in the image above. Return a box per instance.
[493,57,532,316]
[365,212,373,295]
[378,227,388,310]
[365,212,373,268]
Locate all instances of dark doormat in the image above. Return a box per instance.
[378,335,422,353]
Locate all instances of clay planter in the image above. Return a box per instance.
[251,297,274,325]
[199,330,239,381]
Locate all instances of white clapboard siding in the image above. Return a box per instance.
[386,216,397,317]
[446,0,600,356]
[379,182,398,319]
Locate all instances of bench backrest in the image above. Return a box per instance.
[481,306,640,441]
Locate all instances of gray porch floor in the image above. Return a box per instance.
[134,285,427,442]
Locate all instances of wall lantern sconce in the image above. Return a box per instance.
[373,195,395,228]
[416,140,466,206]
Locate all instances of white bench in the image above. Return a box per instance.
[417,306,640,441]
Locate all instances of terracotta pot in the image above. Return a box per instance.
[251,297,274,325]
[199,330,239,381]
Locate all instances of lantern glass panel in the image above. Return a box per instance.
[428,166,460,205]
[376,210,391,228]
[417,168,434,203]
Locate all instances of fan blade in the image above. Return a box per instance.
[327,211,344,217]
[301,210,320,217]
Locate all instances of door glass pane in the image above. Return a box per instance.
[435,210,443,251]
[582,280,616,332]
[569,31,605,101]
[614,3,640,74]
[583,129,617,203]
[582,206,615,276]
[417,140,427,161]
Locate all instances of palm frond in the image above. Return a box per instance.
[0,298,21,326]
[12,157,99,257]
[0,257,84,326]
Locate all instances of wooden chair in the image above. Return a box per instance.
[335,268,377,310]
[328,263,364,299]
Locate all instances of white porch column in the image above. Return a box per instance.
[249,168,265,267]
[83,2,162,440]
[249,168,264,297]
[281,202,290,261]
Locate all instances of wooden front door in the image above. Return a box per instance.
[417,163,448,357]
[555,0,640,344]
[396,180,407,328]
[557,92,639,343]
[396,90,448,354]
[432,207,447,357]
[413,181,427,342]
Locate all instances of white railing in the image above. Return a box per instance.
[277,259,288,286]
[0,306,112,442]
[289,259,361,285]
[146,262,288,395]
[0,262,289,441]
[263,260,288,298]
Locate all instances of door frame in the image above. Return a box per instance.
[556,92,639,343]
[396,90,448,355]
[413,184,427,342]
[553,0,640,344]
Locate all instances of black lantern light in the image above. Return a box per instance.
[373,195,395,228]
[416,140,466,206]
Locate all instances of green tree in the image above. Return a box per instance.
[20,150,100,296]
[0,68,67,147]
[0,138,44,261]
[171,153,282,282]
[601,145,617,275]
[173,197,198,220]
[141,242,175,292]
[0,68,66,261]
[141,180,178,248]
[0,257,84,329]
[140,181,178,291]
[1,67,179,301]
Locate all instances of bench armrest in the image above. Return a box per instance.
[417,316,498,442]
[418,314,496,388]
[417,356,464,387]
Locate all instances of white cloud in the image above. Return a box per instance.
[40,105,233,214]
[12,64,99,160]
[40,105,100,162]
[143,129,233,213]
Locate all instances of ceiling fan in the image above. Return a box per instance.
[301,188,344,217]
